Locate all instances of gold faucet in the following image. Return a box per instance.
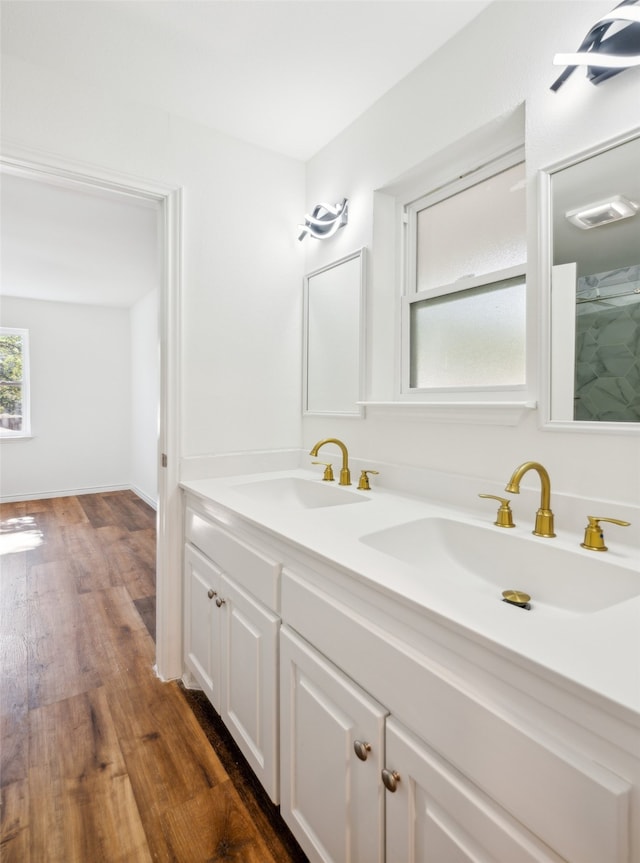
[309,438,351,486]
[505,461,556,538]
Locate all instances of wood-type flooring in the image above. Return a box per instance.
[0,490,308,862]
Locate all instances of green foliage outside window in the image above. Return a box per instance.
[0,334,24,419]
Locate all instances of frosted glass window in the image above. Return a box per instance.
[409,277,526,389]
[416,163,526,291]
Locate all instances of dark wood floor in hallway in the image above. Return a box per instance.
[0,490,308,862]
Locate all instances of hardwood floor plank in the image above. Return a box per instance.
[0,672,29,788]
[0,507,45,563]
[106,534,156,600]
[123,526,157,562]
[61,521,105,560]
[95,522,130,548]
[0,502,26,517]
[27,570,103,710]
[99,491,157,533]
[75,490,156,534]
[0,560,28,683]
[20,509,65,565]
[28,688,152,862]
[0,491,307,862]
[0,547,27,602]
[0,526,29,789]
[74,523,154,598]
[107,677,230,821]
[0,780,30,863]
[133,596,156,641]
[149,779,284,863]
[76,492,122,528]
[78,586,155,682]
[51,495,89,525]
[72,551,122,595]
[89,521,156,599]
[27,559,78,604]
[0,507,39,559]
[182,687,310,863]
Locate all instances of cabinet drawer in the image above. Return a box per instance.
[185,507,280,609]
[282,568,630,863]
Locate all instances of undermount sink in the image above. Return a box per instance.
[233,477,368,509]
[360,517,639,615]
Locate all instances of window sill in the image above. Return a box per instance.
[357,401,537,426]
[0,434,34,441]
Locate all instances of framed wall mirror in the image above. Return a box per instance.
[302,248,365,417]
[542,130,640,432]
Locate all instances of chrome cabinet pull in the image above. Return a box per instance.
[381,768,401,792]
[207,589,217,599]
[353,740,371,761]
[215,597,226,608]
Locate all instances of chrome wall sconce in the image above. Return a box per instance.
[551,0,640,91]
[297,198,349,241]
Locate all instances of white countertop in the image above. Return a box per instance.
[181,469,640,722]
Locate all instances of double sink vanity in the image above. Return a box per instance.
[180,440,639,863]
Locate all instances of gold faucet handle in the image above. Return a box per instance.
[312,461,335,482]
[357,470,379,490]
[479,494,515,528]
[581,516,631,552]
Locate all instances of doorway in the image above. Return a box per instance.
[0,152,182,679]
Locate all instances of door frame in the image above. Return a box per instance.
[0,148,184,680]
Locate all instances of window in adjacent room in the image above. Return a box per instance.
[402,150,527,396]
[0,328,31,437]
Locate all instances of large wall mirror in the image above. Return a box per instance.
[543,131,640,432]
[303,248,365,417]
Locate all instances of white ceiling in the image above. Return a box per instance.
[1,0,492,162]
[1,172,160,308]
[0,0,492,308]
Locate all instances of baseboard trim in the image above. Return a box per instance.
[0,484,156,505]
[130,485,158,510]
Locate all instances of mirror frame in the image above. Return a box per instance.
[539,128,640,435]
[302,247,366,418]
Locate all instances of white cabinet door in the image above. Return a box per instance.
[219,573,280,803]
[384,717,564,863]
[183,544,222,710]
[280,625,388,863]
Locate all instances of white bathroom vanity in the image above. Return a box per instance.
[181,469,640,863]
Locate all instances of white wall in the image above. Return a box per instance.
[0,297,130,500]
[131,289,159,507]
[302,1,640,505]
[3,2,638,508]
[1,52,306,472]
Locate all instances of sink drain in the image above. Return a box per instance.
[502,589,531,610]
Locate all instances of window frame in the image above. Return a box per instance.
[0,327,31,439]
[400,147,529,402]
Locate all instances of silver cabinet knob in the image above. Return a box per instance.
[215,597,226,608]
[353,740,371,761]
[207,589,217,599]
[381,768,401,792]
